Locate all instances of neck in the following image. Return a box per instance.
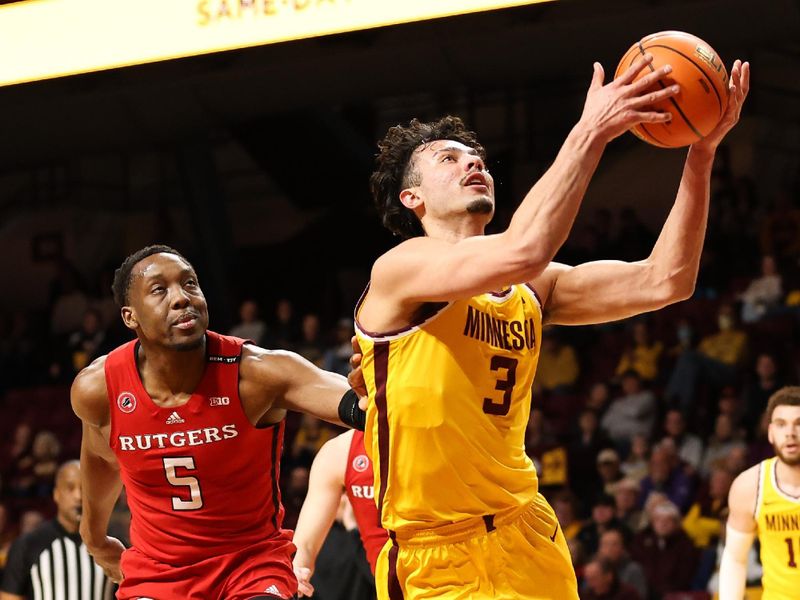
[137,336,207,399]
[421,214,486,242]
[776,459,800,492]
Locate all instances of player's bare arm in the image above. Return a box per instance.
[361,54,678,332]
[719,464,759,600]
[70,356,126,583]
[292,431,352,598]
[239,344,352,428]
[533,60,750,327]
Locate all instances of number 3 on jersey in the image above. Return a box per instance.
[483,356,518,416]
[163,457,204,511]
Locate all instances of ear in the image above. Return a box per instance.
[121,306,138,331]
[399,188,423,211]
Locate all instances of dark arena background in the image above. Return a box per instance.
[1,1,799,598]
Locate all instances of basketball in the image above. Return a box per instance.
[615,31,729,148]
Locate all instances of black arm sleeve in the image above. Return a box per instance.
[338,389,366,431]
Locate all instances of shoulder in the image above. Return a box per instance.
[370,238,445,283]
[240,344,310,387]
[71,355,110,427]
[729,463,762,515]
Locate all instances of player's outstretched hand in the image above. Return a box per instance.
[86,535,126,583]
[578,53,678,143]
[293,564,315,597]
[693,60,750,152]
[348,335,367,404]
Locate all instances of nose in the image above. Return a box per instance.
[170,285,191,309]
[465,154,485,173]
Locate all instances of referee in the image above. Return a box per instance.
[1,460,114,600]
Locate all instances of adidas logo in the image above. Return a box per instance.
[165,411,185,425]
[264,584,282,596]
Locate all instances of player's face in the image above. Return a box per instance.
[53,465,82,530]
[407,140,494,220]
[124,253,209,351]
[768,405,800,466]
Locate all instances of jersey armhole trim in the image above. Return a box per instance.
[754,461,764,519]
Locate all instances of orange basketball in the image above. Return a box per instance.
[615,31,729,148]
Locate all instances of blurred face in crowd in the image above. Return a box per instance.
[597,457,621,483]
[276,299,292,323]
[630,434,649,459]
[649,449,672,484]
[769,405,800,466]
[20,510,44,535]
[756,354,777,380]
[614,484,639,513]
[592,503,615,525]
[579,410,598,435]
[552,498,574,525]
[598,530,625,563]
[240,300,259,323]
[302,314,320,340]
[583,562,613,595]
[665,410,685,437]
[123,253,209,351]
[709,469,734,501]
[714,413,734,441]
[588,382,610,411]
[632,321,650,346]
[762,255,777,276]
[717,304,735,332]
[652,510,680,538]
[621,373,641,396]
[54,462,82,533]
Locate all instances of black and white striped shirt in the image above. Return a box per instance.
[1,520,114,600]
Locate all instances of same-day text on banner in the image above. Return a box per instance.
[0,0,552,87]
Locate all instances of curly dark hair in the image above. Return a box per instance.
[112,244,190,307]
[767,386,800,421]
[370,116,486,239]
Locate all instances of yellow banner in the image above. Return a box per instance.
[0,0,552,87]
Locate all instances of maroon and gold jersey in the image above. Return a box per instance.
[105,331,286,565]
[344,430,388,572]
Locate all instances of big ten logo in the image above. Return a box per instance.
[209,397,230,406]
[695,45,729,87]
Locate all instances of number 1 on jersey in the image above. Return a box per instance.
[163,457,204,511]
[483,356,518,416]
[786,537,798,568]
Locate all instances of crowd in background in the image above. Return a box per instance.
[1,148,800,599]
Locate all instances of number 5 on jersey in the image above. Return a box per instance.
[163,457,204,511]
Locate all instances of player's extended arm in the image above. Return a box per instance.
[292,433,350,597]
[535,60,750,326]
[70,359,126,583]
[240,346,353,427]
[370,55,678,303]
[719,465,758,600]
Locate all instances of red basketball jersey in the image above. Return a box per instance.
[105,331,286,566]
[344,430,387,572]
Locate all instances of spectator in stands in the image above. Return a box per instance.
[282,466,310,531]
[48,259,89,336]
[270,298,299,349]
[2,423,32,485]
[17,511,44,536]
[699,413,746,476]
[639,441,694,514]
[581,557,642,600]
[568,409,613,506]
[682,467,733,549]
[723,444,749,476]
[228,299,267,346]
[742,352,784,437]
[620,434,650,483]
[597,449,625,497]
[632,501,698,599]
[615,321,663,383]
[596,527,648,600]
[660,409,703,474]
[665,303,748,411]
[321,317,355,377]
[611,478,644,533]
[552,491,584,543]
[525,409,567,489]
[739,255,783,323]
[577,494,627,557]
[296,313,325,366]
[532,330,579,395]
[717,385,745,432]
[585,381,612,417]
[291,415,336,469]
[29,431,61,498]
[67,308,106,373]
[601,371,656,448]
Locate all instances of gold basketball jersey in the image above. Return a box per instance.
[355,284,542,534]
[755,457,800,600]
